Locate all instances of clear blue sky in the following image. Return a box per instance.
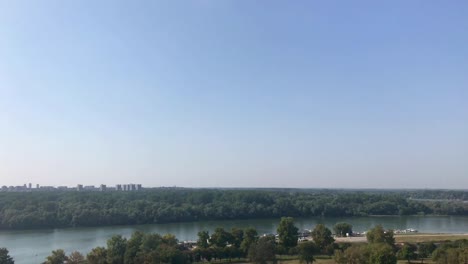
[1,1,467,188]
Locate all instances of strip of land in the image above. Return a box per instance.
[394,233,468,243]
[334,233,468,243]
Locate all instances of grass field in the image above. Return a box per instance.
[394,233,468,243]
[278,258,435,264]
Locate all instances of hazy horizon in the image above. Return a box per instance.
[1,1,467,189]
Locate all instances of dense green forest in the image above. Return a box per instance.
[0,188,467,230]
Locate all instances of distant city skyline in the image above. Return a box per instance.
[0,182,143,192]
[1,1,467,188]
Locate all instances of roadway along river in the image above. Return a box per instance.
[1,215,467,263]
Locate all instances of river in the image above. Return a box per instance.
[1,215,467,263]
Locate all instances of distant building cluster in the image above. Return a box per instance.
[0,183,144,192]
[77,183,142,192]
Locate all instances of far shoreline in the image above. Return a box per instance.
[0,214,467,233]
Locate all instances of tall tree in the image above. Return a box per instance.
[0,248,14,264]
[45,249,68,264]
[162,234,178,247]
[298,241,317,264]
[418,242,436,262]
[241,227,258,254]
[397,244,417,263]
[124,231,144,264]
[277,217,299,251]
[231,228,244,248]
[67,251,85,264]
[333,222,353,237]
[366,225,395,245]
[368,243,397,264]
[248,236,276,264]
[106,235,127,264]
[140,233,162,253]
[210,227,233,247]
[86,247,107,264]
[197,231,210,249]
[311,224,335,255]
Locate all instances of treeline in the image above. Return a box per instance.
[0,189,467,229]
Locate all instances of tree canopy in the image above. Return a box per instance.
[44,249,68,264]
[311,224,335,255]
[333,222,353,237]
[298,241,317,264]
[0,248,14,264]
[0,189,466,230]
[248,236,277,264]
[366,225,395,245]
[277,217,299,250]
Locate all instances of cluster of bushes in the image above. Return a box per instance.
[1,189,467,230]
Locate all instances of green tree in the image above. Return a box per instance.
[197,231,210,249]
[106,235,127,264]
[366,225,395,245]
[311,224,335,255]
[45,249,68,264]
[432,247,463,264]
[397,243,417,263]
[210,227,233,247]
[339,244,369,264]
[277,217,299,251]
[68,251,85,264]
[87,247,107,264]
[459,247,468,264]
[333,249,347,264]
[298,241,317,264]
[241,227,258,254]
[248,236,276,264]
[418,242,436,262]
[0,248,14,264]
[162,234,178,247]
[446,248,461,264]
[231,228,244,248]
[140,233,162,253]
[153,244,186,264]
[368,243,397,264]
[124,231,144,264]
[333,222,353,237]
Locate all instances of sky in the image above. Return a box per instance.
[0,1,467,189]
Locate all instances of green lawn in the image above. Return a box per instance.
[395,233,468,243]
[266,258,434,264]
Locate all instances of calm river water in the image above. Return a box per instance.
[1,215,467,263]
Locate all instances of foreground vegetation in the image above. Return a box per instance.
[0,188,467,230]
[1,217,467,264]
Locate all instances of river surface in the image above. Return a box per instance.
[1,215,467,263]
